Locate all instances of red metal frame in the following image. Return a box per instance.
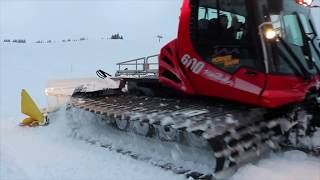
[159,0,320,108]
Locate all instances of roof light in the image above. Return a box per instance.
[296,0,313,6]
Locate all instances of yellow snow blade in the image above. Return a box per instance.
[21,89,44,125]
[21,117,38,127]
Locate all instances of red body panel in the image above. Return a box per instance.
[261,75,320,108]
[159,0,320,109]
[159,40,195,95]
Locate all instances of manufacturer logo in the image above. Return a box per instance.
[212,55,240,68]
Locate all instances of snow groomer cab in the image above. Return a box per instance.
[159,0,320,108]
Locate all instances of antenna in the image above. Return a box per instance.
[157,35,163,43]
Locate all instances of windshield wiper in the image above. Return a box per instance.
[278,38,312,80]
[308,20,320,60]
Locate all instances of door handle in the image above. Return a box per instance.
[244,70,257,77]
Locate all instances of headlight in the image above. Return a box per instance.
[265,29,277,39]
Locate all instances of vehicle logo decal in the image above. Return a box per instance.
[181,54,205,74]
[213,46,240,57]
[212,55,240,68]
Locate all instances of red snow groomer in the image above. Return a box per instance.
[69,0,320,179]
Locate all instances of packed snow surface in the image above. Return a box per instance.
[1,110,320,180]
[231,151,320,180]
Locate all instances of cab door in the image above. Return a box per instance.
[261,12,318,108]
[183,0,267,106]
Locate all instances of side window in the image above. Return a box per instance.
[193,4,259,74]
[198,7,218,20]
[283,15,304,46]
[197,7,247,41]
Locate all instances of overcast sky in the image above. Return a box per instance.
[0,0,319,41]
[0,0,182,41]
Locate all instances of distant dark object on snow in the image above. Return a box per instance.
[12,39,26,43]
[3,39,10,42]
[34,40,53,43]
[110,33,124,40]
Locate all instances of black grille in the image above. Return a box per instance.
[161,70,181,83]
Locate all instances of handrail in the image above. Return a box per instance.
[116,54,159,65]
[115,54,160,77]
[116,57,146,65]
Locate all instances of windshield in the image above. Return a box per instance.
[192,0,262,73]
[268,13,320,76]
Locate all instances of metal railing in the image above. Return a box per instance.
[115,54,159,77]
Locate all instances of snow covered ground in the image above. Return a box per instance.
[1,0,320,180]
[1,107,320,180]
[1,39,320,180]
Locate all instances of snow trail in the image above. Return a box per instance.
[0,113,185,180]
[232,151,320,180]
